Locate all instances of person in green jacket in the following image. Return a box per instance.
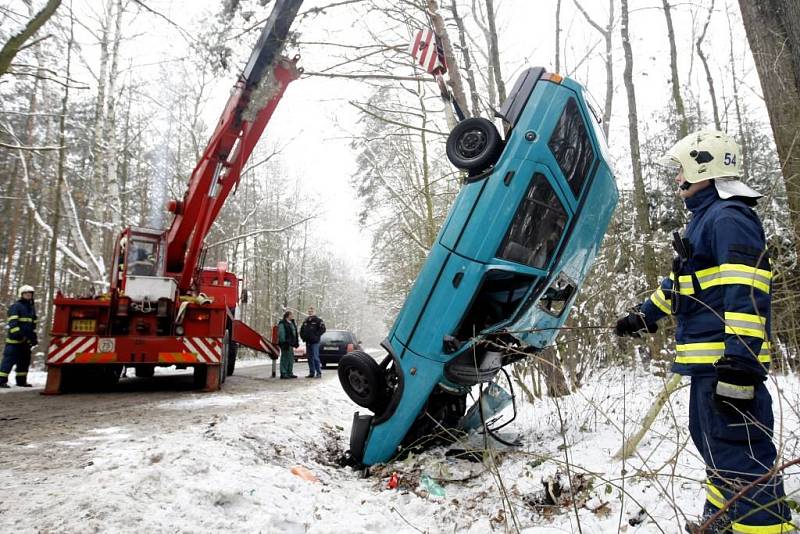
[278,310,299,379]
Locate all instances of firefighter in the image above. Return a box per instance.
[614,130,794,533]
[1,284,38,388]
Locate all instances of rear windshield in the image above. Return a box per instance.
[321,331,350,344]
[498,173,568,269]
[548,98,595,198]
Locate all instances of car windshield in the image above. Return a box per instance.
[321,331,350,344]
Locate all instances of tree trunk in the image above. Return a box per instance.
[555,0,562,73]
[614,373,683,459]
[0,0,61,78]
[539,347,570,397]
[573,0,615,137]
[450,0,480,118]
[738,0,800,258]
[621,0,657,288]
[697,0,721,130]
[426,0,469,118]
[662,0,688,139]
[43,6,74,353]
[484,0,506,104]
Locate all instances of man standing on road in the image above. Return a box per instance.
[277,310,299,379]
[300,306,325,379]
[1,285,38,388]
[614,130,793,533]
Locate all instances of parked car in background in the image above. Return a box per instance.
[295,330,361,367]
[319,330,362,367]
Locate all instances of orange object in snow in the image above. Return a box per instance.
[387,472,399,489]
[290,465,319,483]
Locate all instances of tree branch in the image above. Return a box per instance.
[0,0,61,78]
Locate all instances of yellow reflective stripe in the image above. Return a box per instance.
[758,342,772,363]
[17,317,34,322]
[697,263,772,293]
[677,275,694,295]
[676,342,724,364]
[0,371,8,377]
[9,327,20,333]
[725,311,767,340]
[650,289,671,314]
[5,338,22,344]
[706,481,726,509]
[732,521,797,533]
[15,371,27,376]
[7,315,19,320]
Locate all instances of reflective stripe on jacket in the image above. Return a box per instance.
[640,187,771,377]
[5,299,37,345]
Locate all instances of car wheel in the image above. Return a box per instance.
[226,342,238,376]
[446,117,503,173]
[338,351,387,412]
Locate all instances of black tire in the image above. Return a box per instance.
[338,351,387,412]
[135,366,155,378]
[226,342,238,376]
[193,365,208,389]
[446,117,503,173]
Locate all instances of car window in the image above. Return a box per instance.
[548,98,595,198]
[321,331,350,344]
[497,173,568,269]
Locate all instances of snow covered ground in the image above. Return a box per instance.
[0,359,798,533]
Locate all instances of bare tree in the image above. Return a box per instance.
[662,0,689,139]
[696,0,721,130]
[620,0,657,288]
[573,0,615,137]
[0,0,61,78]
[738,0,800,257]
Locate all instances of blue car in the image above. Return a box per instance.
[338,68,618,466]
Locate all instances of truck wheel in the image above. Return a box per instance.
[226,342,238,376]
[446,117,502,173]
[135,366,155,378]
[338,351,387,412]
[193,365,208,389]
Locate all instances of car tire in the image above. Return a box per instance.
[446,117,503,173]
[226,342,238,376]
[338,351,387,412]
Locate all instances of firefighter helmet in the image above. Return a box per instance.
[658,129,760,198]
[17,284,34,298]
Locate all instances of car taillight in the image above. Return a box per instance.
[195,312,210,321]
[346,343,354,353]
[541,72,563,84]
[71,308,95,318]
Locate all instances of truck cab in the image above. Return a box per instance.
[339,68,618,465]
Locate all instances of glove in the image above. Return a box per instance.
[713,357,764,413]
[614,313,658,338]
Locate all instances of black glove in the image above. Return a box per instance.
[713,357,764,413]
[614,313,658,338]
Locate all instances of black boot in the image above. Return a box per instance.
[16,382,32,387]
[0,382,9,389]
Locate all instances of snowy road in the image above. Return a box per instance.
[1,362,798,533]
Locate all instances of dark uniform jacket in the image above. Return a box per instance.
[6,299,38,346]
[278,319,299,348]
[300,315,326,344]
[640,186,771,378]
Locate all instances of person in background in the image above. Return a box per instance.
[300,306,325,379]
[614,130,793,533]
[277,310,298,379]
[1,285,38,388]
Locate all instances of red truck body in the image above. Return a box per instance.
[44,0,305,394]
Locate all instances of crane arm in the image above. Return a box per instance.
[164,0,304,288]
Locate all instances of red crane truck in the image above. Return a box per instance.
[44,0,305,394]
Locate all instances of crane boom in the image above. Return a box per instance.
[164,0,304,289]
